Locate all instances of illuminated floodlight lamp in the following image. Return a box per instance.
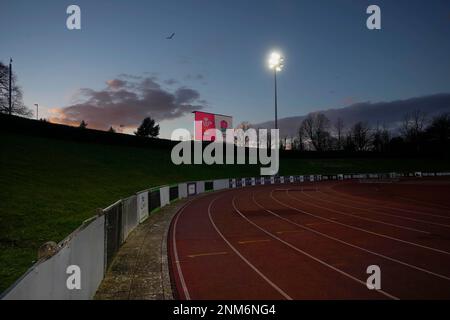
[268,52,284,72]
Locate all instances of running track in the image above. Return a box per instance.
[168,179,450,299]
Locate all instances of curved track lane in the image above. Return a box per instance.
[168,180,450,299]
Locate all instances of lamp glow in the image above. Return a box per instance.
[268,52,284,71]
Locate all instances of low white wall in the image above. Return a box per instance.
[178,183,188,199]
[160,186,170,207]
[136,191,149,222]
[3,216,105,300]
[196,181,205,194]
[122,196,138,240]
[213,179,229,191]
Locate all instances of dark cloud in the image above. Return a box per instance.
[175,88,200,104]
[255,93,450,137]
[164,78,178,85]
[50,75,205,130]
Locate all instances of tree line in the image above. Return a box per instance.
[284,110,450,154]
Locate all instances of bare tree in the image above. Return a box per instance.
[236,121,252,131]
[334,117,345,150]
[350,121,371,151]
[372,122,390,152]
[426,113,450,146]
[300,113,331,151]
[401,109,427,140]
[400,109,427,151]
[235,121,254,147]
[297,126,305,151]
[0,61,32,117]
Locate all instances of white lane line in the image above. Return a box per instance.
[171,189,236,300]
[172,202,193,300]
[287,191,431,234]
[208,196,293,300]
[307,191,450,228]
[251,191,450,281]
[396,196,450,211]
[275,190,450,256]
[231,193,398,300]
[327,186,450,220]
[324,188,450,220]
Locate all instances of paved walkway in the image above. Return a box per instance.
[94,199,187,300]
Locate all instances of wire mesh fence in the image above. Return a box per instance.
[205,181,213,191]
[169,186,178,201]
[149,189,161,212]
[103,201,123,270]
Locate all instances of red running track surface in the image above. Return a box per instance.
[168,179,450,300]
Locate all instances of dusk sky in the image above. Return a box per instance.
[2,0,450,138]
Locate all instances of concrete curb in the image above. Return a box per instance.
[94,197,197,300]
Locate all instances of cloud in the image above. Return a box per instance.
[106,79,126,90]
[164,78,178,85]
[184,73,205,81]
[49,75,205,130]
[254,93,450,137]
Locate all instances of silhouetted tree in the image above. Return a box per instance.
[134,117,160,138]
[343,132,356,152]
[300,113,331,151]
[0,61,32,117]
[236,121,252,131]
[350,121,371,151]
[400,109,427,151]
[426,113,450,148]
[296,126,305,151]
[334,117,345,150]
[235,121,253,147]
[108,126,116,133]
[372,123,390,152]
[79,120,88,129]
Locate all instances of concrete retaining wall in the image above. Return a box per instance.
[122,196,138,240]
[160,186,170,207]
[196,181,205,194]
[213,179,229,191]
[178,183,188,199]
[3,216,105,300]
[137,191,149,223]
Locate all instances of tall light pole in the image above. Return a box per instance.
[8,58,12,115]
[268,52,284,130]
[34,104,39,120]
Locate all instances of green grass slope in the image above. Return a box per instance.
[1,132,450,292]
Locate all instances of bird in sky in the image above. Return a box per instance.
[166,33,175,40]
